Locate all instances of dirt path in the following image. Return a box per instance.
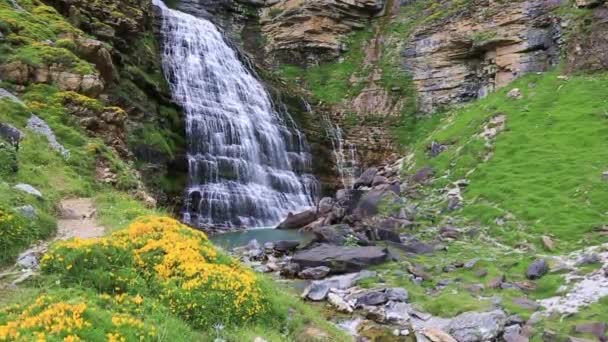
[0,198,105,287]
[56,198,104,240]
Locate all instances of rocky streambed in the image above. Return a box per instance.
[215,158,608,341]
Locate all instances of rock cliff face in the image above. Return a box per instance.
[260,0,386,65]
[404,0,563,112]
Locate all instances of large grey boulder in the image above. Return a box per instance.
[26,115,69,159]
[302,270,375,301]
[298,266,331,280]
[312,224,354,245]
[355,189,402,218]
[317,197,334,215]
[292,244,389,273]
[277,209,317,229]
[15,205,36,219]
[14,184,43,198]
[447,310,507,342]
[354,167,378,189]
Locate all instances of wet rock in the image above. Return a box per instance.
[354,167,378,189]
[279,263,300,278]
[302,271,375,301]
[277,210,317,229]
[274,240,300,253]
[292,244,389,273]
[14,184,43,198]
[526,259,549,280]
[298,266,331,280]
[447,310,507,342]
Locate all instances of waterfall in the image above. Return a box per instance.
[320,114,359,189]
[154,0,317,229]
[303,98,359,189]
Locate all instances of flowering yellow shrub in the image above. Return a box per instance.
[42,216,266,329]
[0,295,153,341]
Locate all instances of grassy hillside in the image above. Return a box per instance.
[400,70,608,251]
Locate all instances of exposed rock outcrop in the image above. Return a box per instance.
[404,0,562,112]
[260,0,386,65]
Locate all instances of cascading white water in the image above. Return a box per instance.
[154,0,317,229]
[322,114,359,189]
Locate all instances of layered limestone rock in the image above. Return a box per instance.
[404,0,563,112]
[0,61,104,97]
[260,0,386,65]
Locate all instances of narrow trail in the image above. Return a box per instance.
[0,198,105,288]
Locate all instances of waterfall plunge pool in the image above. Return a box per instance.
[209,228,314,251]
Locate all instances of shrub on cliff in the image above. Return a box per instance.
[42,216,266,329]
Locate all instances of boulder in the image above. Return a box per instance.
[302,271,376,301]
[317,197,334,215]
[355,189,401,218]
[14,184,43,198]
[26,115,69,159]
[372,175,388,187]
[354,167,378,189]
[277,210,317,229]
[0,122,23,148]
[298,266,331,280]
[355,289,388,306]
[274,240,300,253]
[447,310,507,342]
[312,224,353,245]
[575,253,601,266]
[15,205,36,220]
[279,263,300,278]
[526,259,549,280]
[400,240,435,255]
[328,293,353,313]
[372,228,402,243]
[292,244,389,273]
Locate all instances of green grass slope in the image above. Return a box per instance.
[400,70,608,251]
